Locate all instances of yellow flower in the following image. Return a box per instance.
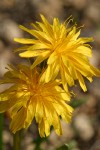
[0,64,73,137]
[14,15,100,91]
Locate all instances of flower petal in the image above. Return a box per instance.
[14,38,37,44]
[10,107,27,133]
[31,51,50,69]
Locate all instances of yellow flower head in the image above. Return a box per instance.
[14,15,100,91]
[0,64,73,137]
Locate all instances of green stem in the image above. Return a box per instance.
[0,113,4,150]
[13,130,22,150]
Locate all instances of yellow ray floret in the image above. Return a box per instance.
[14,15,100,91]
[0,64,73,137]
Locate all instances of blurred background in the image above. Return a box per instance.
[0,0,100,150]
